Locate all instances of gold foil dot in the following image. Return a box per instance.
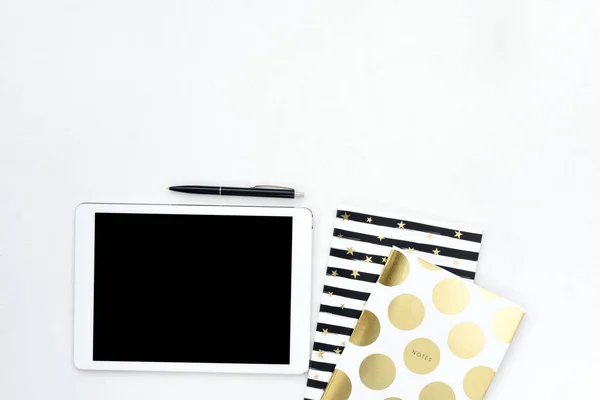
[320,369,352,400]
[419,382,456,400]
[359,353,396,390]
[432,278,470,315]
[388,294,425,331]
[349,310,381,347]
[419,258,440,271]
[403,338,440,375]
[448,322,485,359]
[463,366,495,400]
[379,250,410,287]
[492,306,524,343]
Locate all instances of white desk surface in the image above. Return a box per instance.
[1,0,599,399]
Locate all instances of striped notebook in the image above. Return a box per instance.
[304,206,483,400]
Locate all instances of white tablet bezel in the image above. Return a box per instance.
[73,203,312,374]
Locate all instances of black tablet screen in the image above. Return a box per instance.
[92,212,293,364]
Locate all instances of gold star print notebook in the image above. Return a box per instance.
[304,206,483,400]
[322,248,524,400]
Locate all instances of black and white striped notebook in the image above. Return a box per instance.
[304,206,483,400]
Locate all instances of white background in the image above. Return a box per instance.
[1,0,599,399]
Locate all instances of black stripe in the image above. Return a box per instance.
[329,251,474,280]
[439,265,475,280]
[323,285,370,301]
[326,266,379,283]
[320,304,363,319]
[317,323,354,336]
[307,379,327,390]
[313,341,345,353]
[309,360,335,372]
[337,209,482,243]
[333,228,480,261]
[330,247,385,264]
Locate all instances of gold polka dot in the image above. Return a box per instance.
[432,278,470,315]
[403,338,440,375]
[463,366,495,400]
[477,286,499,300]
[350,310,381,346]
[359,354,396,390]
[419,382,456,400]
[492,306,524,343]
[388,294,425,331]
[419,258,440,271]
[379,250,410,286]
[448,322,485,359]
[321,369,352,400]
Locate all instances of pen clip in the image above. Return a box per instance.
[252,185,295,190]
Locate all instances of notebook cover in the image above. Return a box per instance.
[304,206,483,400]
[321,248,524,400]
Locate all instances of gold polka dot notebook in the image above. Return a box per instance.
[321,248,524,400]
[305,206,483,400]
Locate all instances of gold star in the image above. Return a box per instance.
[337,233,343,238]
[316,349,325,358]
[365,256,372,263]
[346,247,354,256]
[334,348,342,355]
[341,341,347,346]
[322,328,328,335]
[397,221,405,229]
[433,248,441,255]
[377,234,385,241]
[427,233,433,239]
[328,291,334,297]
[341,212,350,221]
[382,256,388,263]
[407,247,415,254]
[351,270,360,279]
[366,217,373,223]
[453,259,460,265]
[331,270,338,277]
[313,374,319,379]
[454,231,463,239]
[340,304,345,309]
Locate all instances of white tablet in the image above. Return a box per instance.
[74,203,312,374]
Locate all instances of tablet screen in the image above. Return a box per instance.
[92,212,293,365]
